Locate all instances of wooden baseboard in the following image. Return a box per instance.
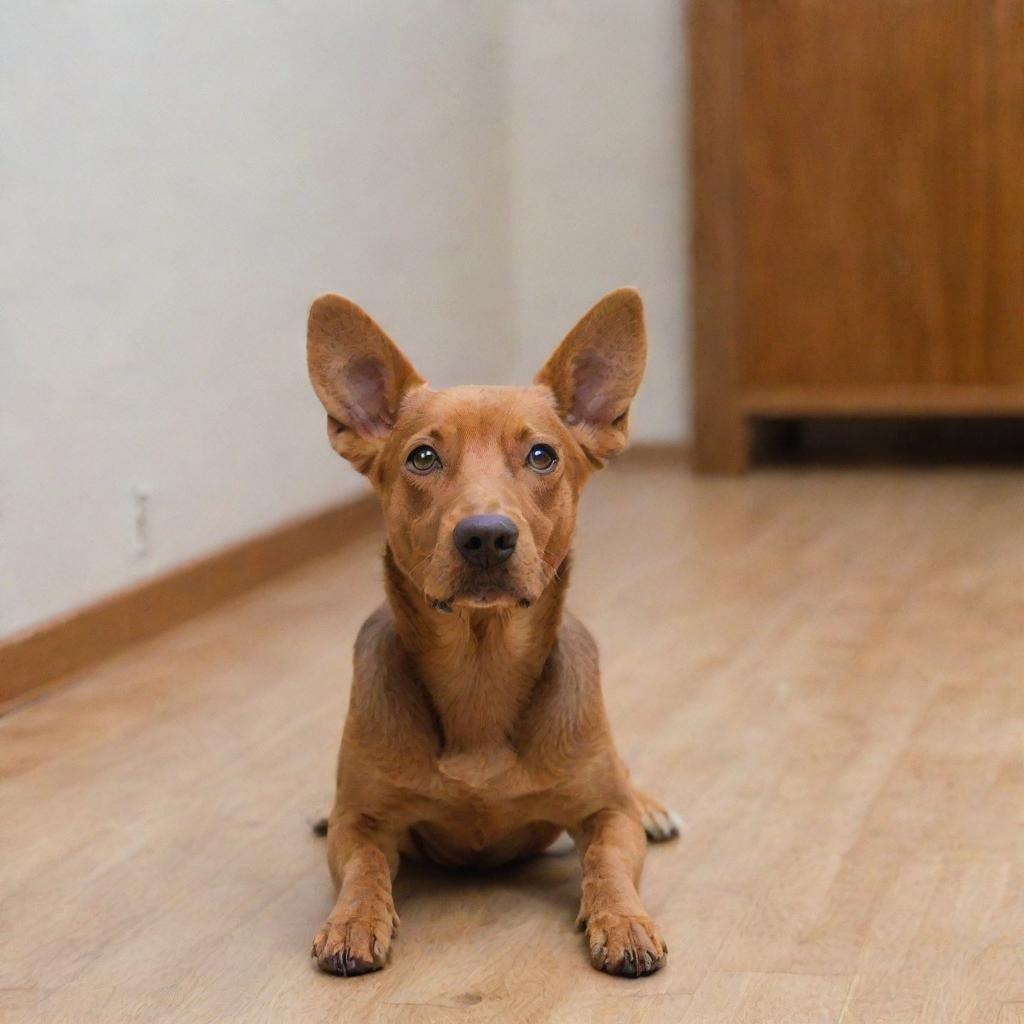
[0,495,379,712]
[742,386,1024,417]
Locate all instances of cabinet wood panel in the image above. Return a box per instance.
[690,0,1024,469]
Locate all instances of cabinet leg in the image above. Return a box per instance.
[693,409,750,473]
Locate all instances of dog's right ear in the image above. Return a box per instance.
[307,294,424,474]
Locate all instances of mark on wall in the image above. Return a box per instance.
[132,485,151,561]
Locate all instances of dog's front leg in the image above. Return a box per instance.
[311,816,400,976]
[572,808,667,977]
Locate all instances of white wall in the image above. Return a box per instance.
[2,1,689,639]
[504,0,691,442]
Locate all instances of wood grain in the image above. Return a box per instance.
[2,456,1021,1022]
[0,495,378,711]
[689,0,1024,470]
[742,384,1024,417]
[688,0,748,473]
[737,0,1002,389]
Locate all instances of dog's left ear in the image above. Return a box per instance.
[535,288,647,462]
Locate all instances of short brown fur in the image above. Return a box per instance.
[306,289,677,978]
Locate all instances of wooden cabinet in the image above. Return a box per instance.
[689,0,1024,471]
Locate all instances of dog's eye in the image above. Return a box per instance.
[526,443,558,474]
[406,445,441,474]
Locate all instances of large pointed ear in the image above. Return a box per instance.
[307,294,424,473]
[534,288,647,463]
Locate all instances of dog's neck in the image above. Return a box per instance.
[384,547,567,783]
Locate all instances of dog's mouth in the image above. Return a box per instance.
[429,574,533,613]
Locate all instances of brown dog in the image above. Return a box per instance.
[306,288,679,978]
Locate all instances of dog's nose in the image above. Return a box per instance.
[453,515,518,569]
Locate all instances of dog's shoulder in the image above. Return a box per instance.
[556,609,601,676]
[348,604,438,738]
[352,603,397,669]
[516,611,606,754]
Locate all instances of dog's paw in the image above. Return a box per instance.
[311,903,398,977]
[642,806,682,843]
[581,910,667,978]
[634,790,683,843]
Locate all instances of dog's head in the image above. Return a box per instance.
[307,290,646,611]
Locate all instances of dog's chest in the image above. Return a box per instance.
[409,802,560,868]
[397,744,563,866]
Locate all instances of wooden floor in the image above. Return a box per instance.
[2,458,1023,1023]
